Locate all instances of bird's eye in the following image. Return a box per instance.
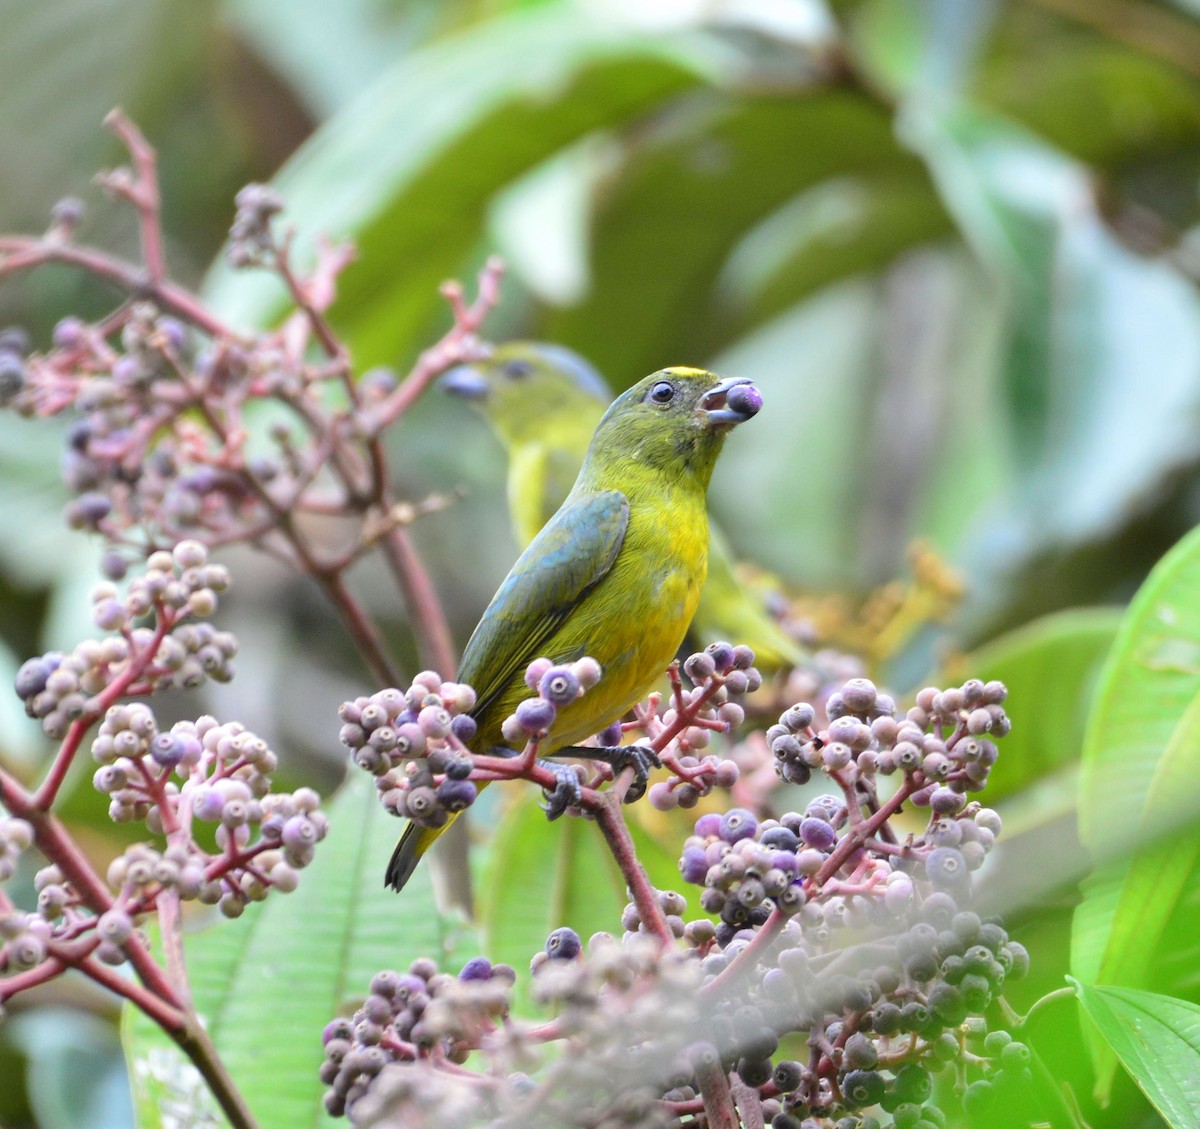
[648,380,675,405]
[504,360,533,380]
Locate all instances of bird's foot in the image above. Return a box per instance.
[538,761,584,820]
[559,743,661,803]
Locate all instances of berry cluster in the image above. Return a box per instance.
[0,710,326,993]
[325,677,1028,1128]
[339,670,481,829]
[9,271,379,572]
[341,657,619,828]
[91,707,326,918]
[500,656,601,744]
[14,541,233,739]
[320,956,515,1118]
[325,931,701,1128]
[768,677,1008,803]
[645,642,758,811]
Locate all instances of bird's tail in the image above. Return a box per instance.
[385,818,452,892]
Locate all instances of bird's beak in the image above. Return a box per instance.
[438,364,490,401]
[700,376,762,426]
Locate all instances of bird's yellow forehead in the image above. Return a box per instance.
[663,366,708,378]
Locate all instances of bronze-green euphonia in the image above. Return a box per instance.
[386,367,760,891]
[440,341,804,672]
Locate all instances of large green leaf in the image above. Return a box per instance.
[1072,981,1200,1129]
[982,38,1200,172]
[204,5,723,366]
[124,771,477,1129]
[1073,687,1200,1023]
[909,104,1200,613]
[716,168,953,334]
[1076,525,1200,861]
[1071,525,1200,1097]
[542,90,931,382]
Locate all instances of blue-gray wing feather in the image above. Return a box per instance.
[459,489,628,719]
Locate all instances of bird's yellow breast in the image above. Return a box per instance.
[536,485,709,751]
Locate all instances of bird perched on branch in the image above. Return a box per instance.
[440,341,803,672]
[387,366,761,891]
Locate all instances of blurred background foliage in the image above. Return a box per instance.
[2,0,1200,1126]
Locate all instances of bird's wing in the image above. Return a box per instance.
[459,488,629,723]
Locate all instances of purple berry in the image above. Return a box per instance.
[680,845,708,884]
[683,651,716,682]
[459,957,492,981]
[706,642,736,674]
[435,777,477,812]
[731,644,755,670]
[523,657,553,692]
[538,666,580,705]
[450,714,476,743]
[925,846,969,889]
[15,656,54,700]
[694,812,722,838]
[718,808,757,844]
[799,817,836,851]
[281,815,316,850]
[726,383,762,418]
[53,317,86,350]
[150,733,187,768]
[514,697,556,735]
[596,721,623,747]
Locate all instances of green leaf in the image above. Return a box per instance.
[716,168,953,333]
[1077,525,1200,861]
[1071,525,1200,1097]
[124,771,477,1129]
[542,90,929,382]
[983,38,1200,171]
[909,104,1200,607]
[957,607,1122,805]
[204,5,721,366]
[1072,981,1200,1129]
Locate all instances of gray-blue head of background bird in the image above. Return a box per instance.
[438,341,611,403]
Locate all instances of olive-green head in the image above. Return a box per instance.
[438,341,608,447]
[581,367,762,491]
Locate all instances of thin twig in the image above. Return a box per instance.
[102,110,166,284]
[0,240,235,339]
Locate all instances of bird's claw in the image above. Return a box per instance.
[539,761,583,821]
[605,743,661,803]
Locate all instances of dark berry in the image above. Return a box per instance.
[545,926,581,960]
[435,777,477,811]
[842,1069,885,1108]
[760,826,800,852]
[706,642,736,674]
[893,1063,932,1103]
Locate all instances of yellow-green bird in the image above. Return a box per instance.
[440,341,804,672]
[386,367,760,891]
